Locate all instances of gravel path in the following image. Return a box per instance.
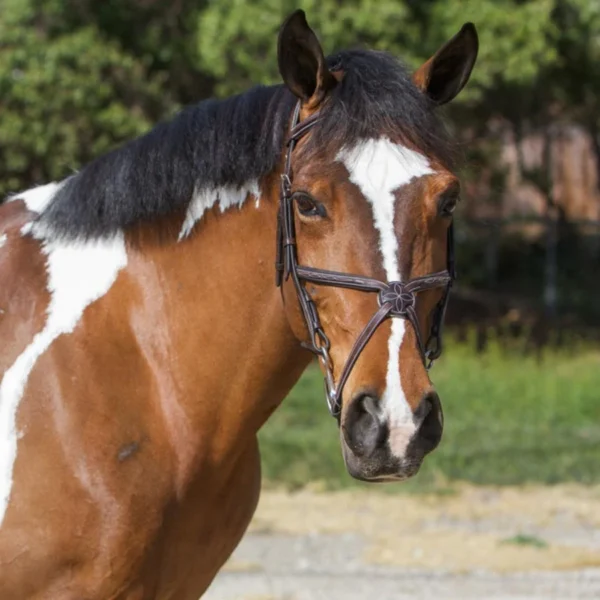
[204,486,600,599]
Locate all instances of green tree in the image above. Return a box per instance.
[196,0,419,97]
[0,0,177,196]
[195,0,562,101]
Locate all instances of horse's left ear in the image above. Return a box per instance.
[413,23,479,105]
[277,10,336,108]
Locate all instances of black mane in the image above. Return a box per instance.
[39,49,456,239]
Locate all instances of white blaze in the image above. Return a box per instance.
[336,139,434,445]
[0,183,128,526]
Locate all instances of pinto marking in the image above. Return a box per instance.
[179,181,260,240]
[0,234,6,249]
[336,139,434,445]
[0,185,128,526]
[8,181,66,214]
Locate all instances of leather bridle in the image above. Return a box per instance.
[276,102,455,418]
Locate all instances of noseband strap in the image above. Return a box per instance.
[276,102,455,418]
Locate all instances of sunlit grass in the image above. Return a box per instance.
[258,334,600,490]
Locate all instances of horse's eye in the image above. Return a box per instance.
[294,193,327,218]
[439,188,459,218]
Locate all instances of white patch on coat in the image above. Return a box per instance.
[179,180,260,240]
[336,139,434,454]
[0,227,128,526]
[8,181,65,214]
[0,234,6,249]
[6,180,67,239]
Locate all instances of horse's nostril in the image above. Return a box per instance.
[361,395,379,420]
[416,391,443,454]
[415,393,433,420]
[342,393,386,458]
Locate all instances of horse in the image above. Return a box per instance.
[0,10,478,599]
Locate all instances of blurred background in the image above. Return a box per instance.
[1,0,600,597]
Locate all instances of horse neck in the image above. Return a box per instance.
[122,182,309,473]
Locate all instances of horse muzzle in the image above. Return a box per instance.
[340,390,443,481]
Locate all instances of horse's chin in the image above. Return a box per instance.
[340,440,424,483]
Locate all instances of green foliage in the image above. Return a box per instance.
[195,0,567,102]
[0,0,175,196]
[259,338,600,490]
[551,0,600,129]
[197,0,417,97]
[430,0,558,93]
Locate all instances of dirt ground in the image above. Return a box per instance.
[204,484,600,599]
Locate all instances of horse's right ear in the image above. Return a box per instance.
[277,10,336,109]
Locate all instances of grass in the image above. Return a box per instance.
[501,534,549,549]
[258,334,600,490]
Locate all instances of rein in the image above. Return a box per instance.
[276,102,455,418]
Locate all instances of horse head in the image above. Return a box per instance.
[275,10,478,481]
